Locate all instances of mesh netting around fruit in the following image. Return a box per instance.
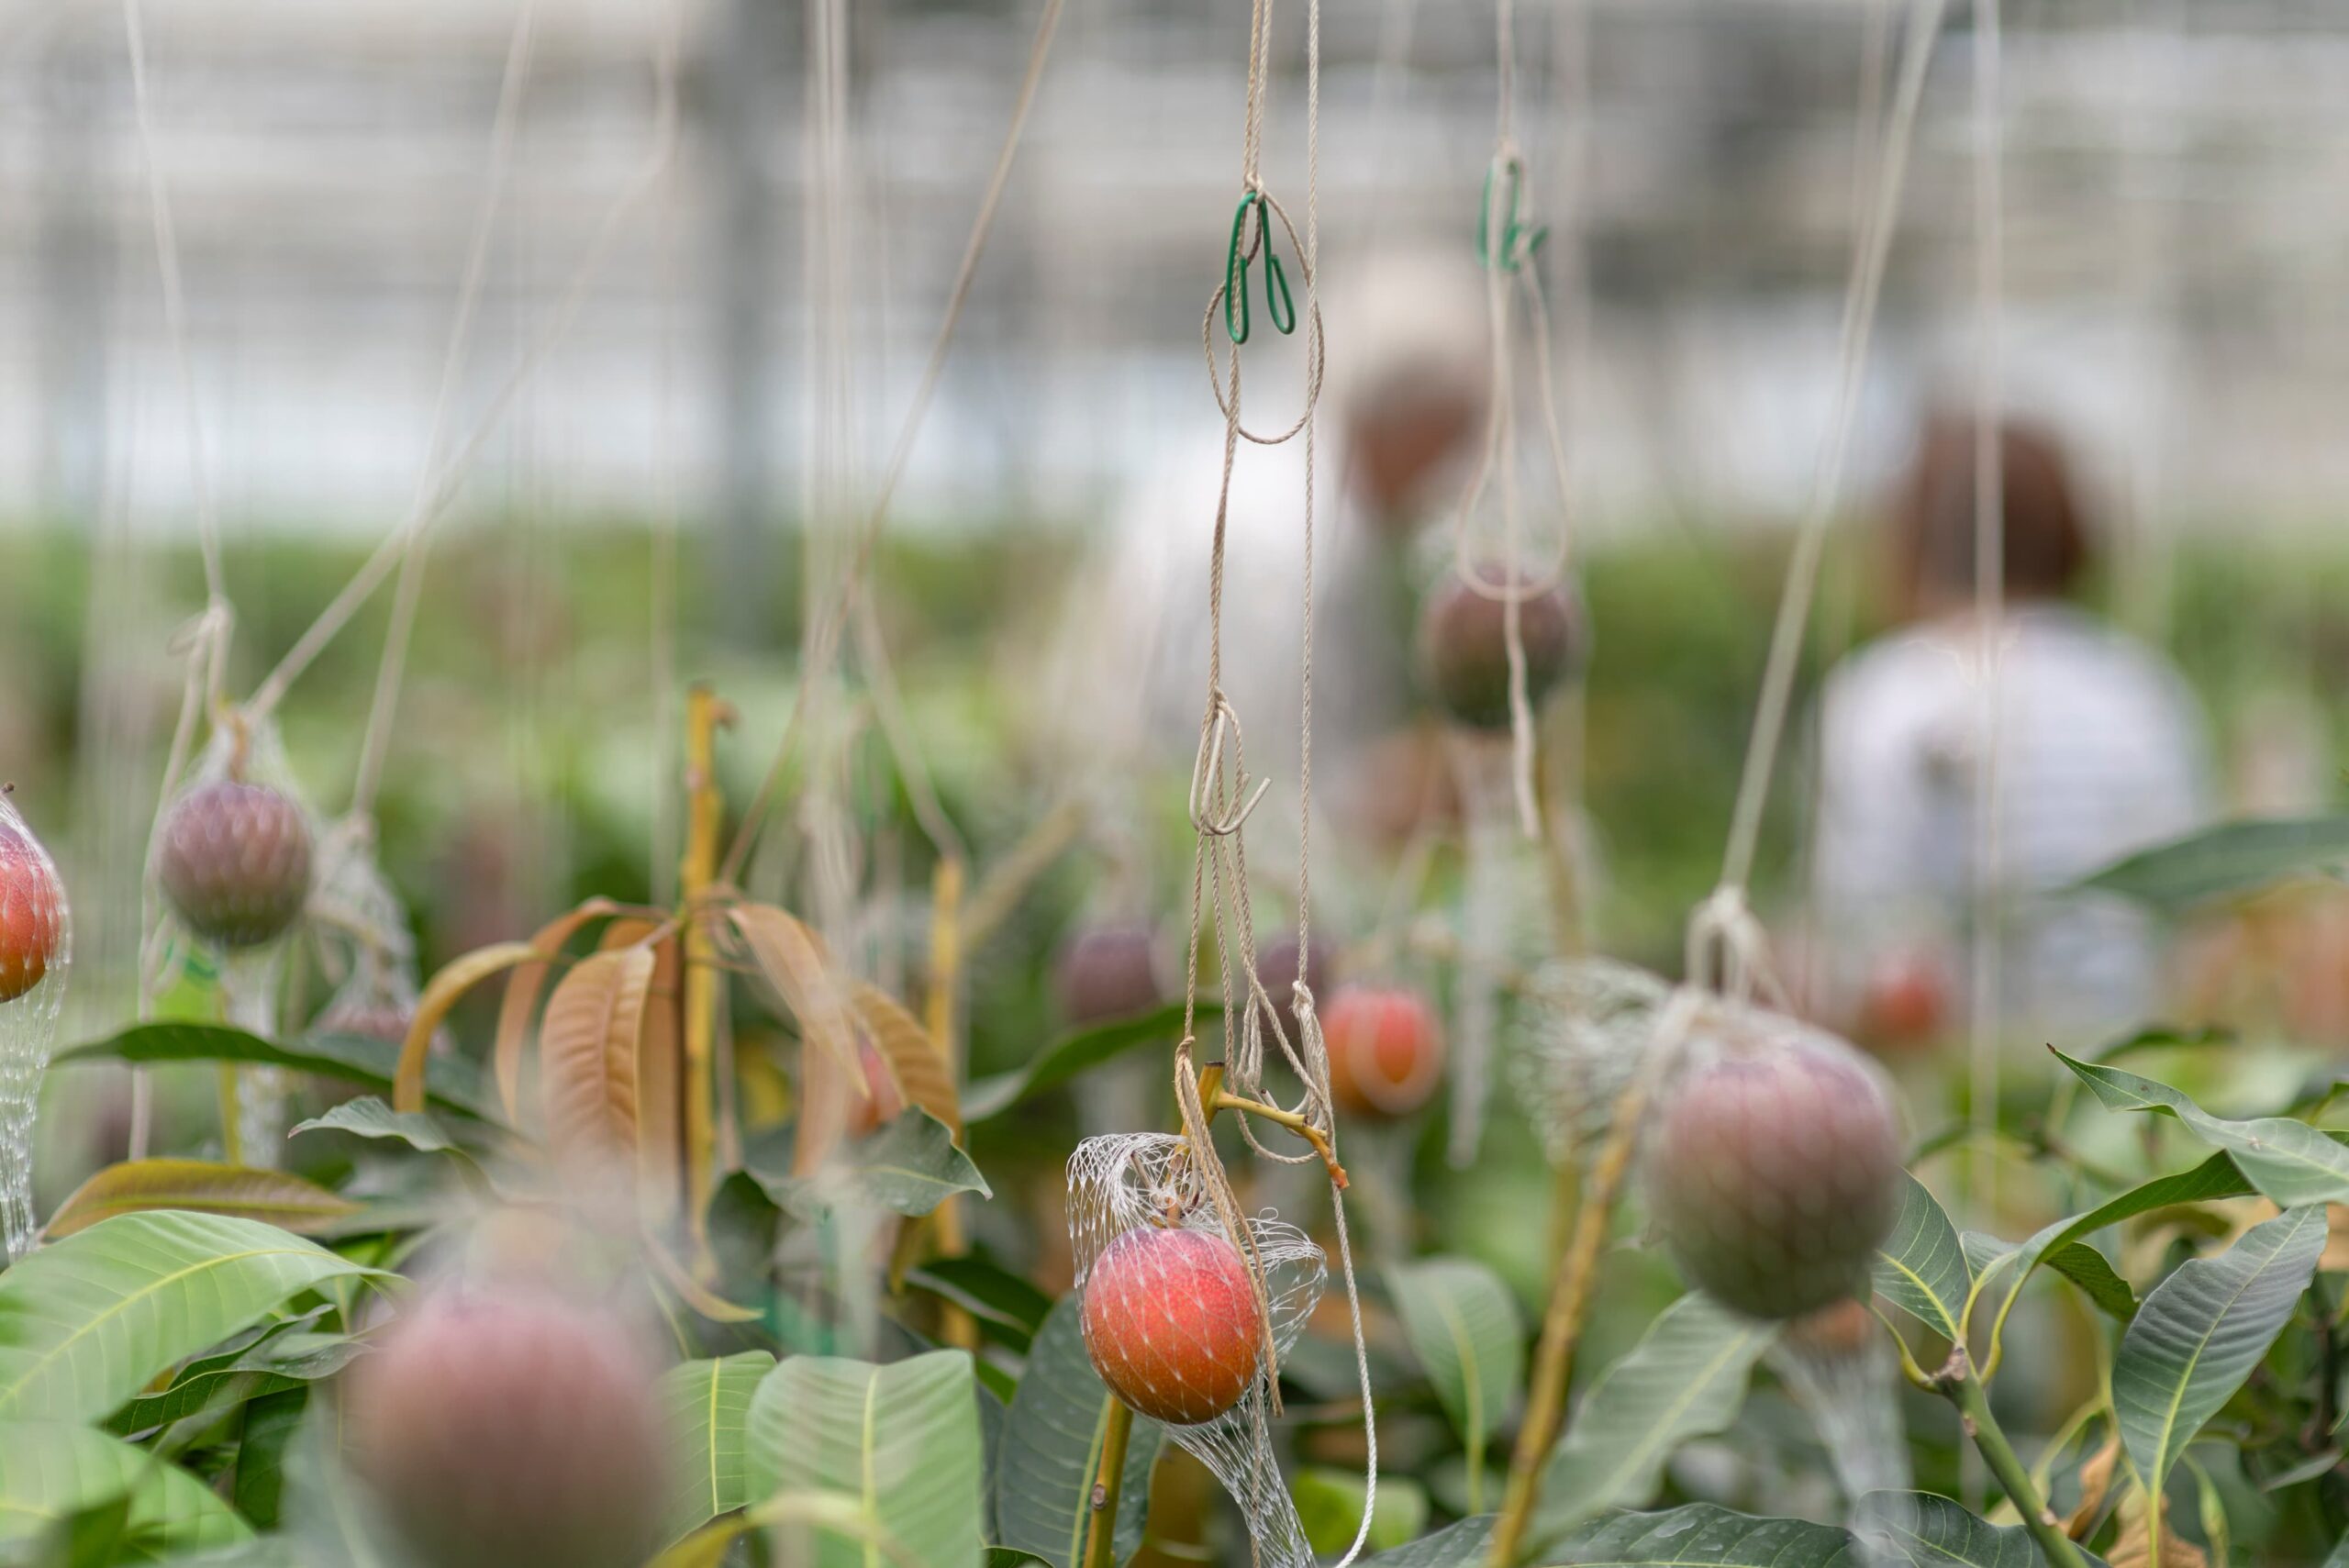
[152,717,322,1169]
[1511,956,1679,1166]
[1068,1131,1327,1568]
[1765,1306,1912,1509]
[0,793,68,1262]
[308,817,443,1052]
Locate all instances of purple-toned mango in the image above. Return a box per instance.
[1419,568,1582,730]
[1646,1030,1903,1320]
[157,781,312,949]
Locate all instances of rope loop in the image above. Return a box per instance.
[1200,187,1326,446]
[1683,884,1788,1010]
[1188,694,1273,838]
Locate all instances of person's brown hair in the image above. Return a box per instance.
[1892,412,2091,611]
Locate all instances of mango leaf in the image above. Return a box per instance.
[1363,1515,1495,1568]
[994,1297,1163,1568]
[745,1351,984,1568]
[2041,1245,2136,1321]
[2054,1052,2349,1207]
[851,982,961,1136]
[1386,1258,1524,1465]
[963,1003,1208,1123]
[2079,815,2349,911]
[749,1110,990,1221]
[904,1254,1054,1355]
[54,1022,497,1121]
[42,1161,358,1240]
[1294,1467,1425,1556]
[110,1322,360,1435]
[0,1211,378,1423]
[0,1422,250,1555]
[729,906,857,1069]
[1853,1491,2088,1566]
[1532,1292,1772,1539]
[232,1385,309,1532]
[494,898,629,1121]
[1872,1174,1972,1343]
[1542,1504,1860,1564]
[1983,1152,2252,1364]
[289,1096,459,1155]
[2114,1204,2326,1493]
[540,946,653,1167]
[657,1351,777,1545]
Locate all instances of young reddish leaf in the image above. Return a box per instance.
[494,897,628,1123]
[44,1160,359,1239]
[540,947,656,1169]
[852,981,961,1138]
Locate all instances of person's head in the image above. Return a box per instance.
[1889,411,2092,618]
[1328,247,1493,528]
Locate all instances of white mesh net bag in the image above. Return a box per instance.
[150,717,319,1168]
[1068,1131,1328,1568]
[0,792,68,1262]
[1766,1299,1912,1508]
[1511,956,1682,1166]
[308,816,438,1051]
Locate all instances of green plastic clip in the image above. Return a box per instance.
[1223,188,1299,345]
[1477,155,1549,273]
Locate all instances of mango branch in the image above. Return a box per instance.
[1487,1049,1661,1565]
[679,683,733,1264]
[1078,1395,1138,1568]
[1931,1347,2093,1568]
[1207,1088,1348,1190]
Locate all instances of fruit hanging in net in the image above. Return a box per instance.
[0,795,67,1261]
[153,719,317,1167]
[1067,1131,1327,1568]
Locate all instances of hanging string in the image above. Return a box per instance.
[1702,0,1949,963]
[1441,0,1575,841]
[719,0,1070,886]
[244,8,684,726]
[122,0,228,695]
[1160,1,1377,1560]
[349,2,540,824]
[1965,0,2007,1222]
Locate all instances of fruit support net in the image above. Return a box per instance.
[1067,1130,1327,1568]
[0,793,66,1262]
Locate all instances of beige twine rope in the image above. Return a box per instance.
[1164,0,1379,1560]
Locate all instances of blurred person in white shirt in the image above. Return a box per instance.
[1807,412,2214,1054]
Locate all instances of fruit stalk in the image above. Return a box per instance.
[1935,1350,2091,1568]
[1080,1394,1137,1568]
[1487,1055,1658,1565]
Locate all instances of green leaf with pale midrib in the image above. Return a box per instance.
[747,1110,990,1220]
[55,1023,498,1121]
[289,1095,461,1155]
[2079,814,2349,910]
[0,1211,379,1424]
[745,1351,984,1568]
[1981,1151,2251,1365]
[0,1422,251,1555]
[993,1296,1162,1568]
[1386,1258,1524,1451]
[1532,1293,1771,1540]
[657,1351,777,1545]
[2054,1051,2349,1207]
[2113,1203,2326,1492]
[1872,1174,1971,1342]
[1852,1490,2093,1566]
[963,1003,1215,1123]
